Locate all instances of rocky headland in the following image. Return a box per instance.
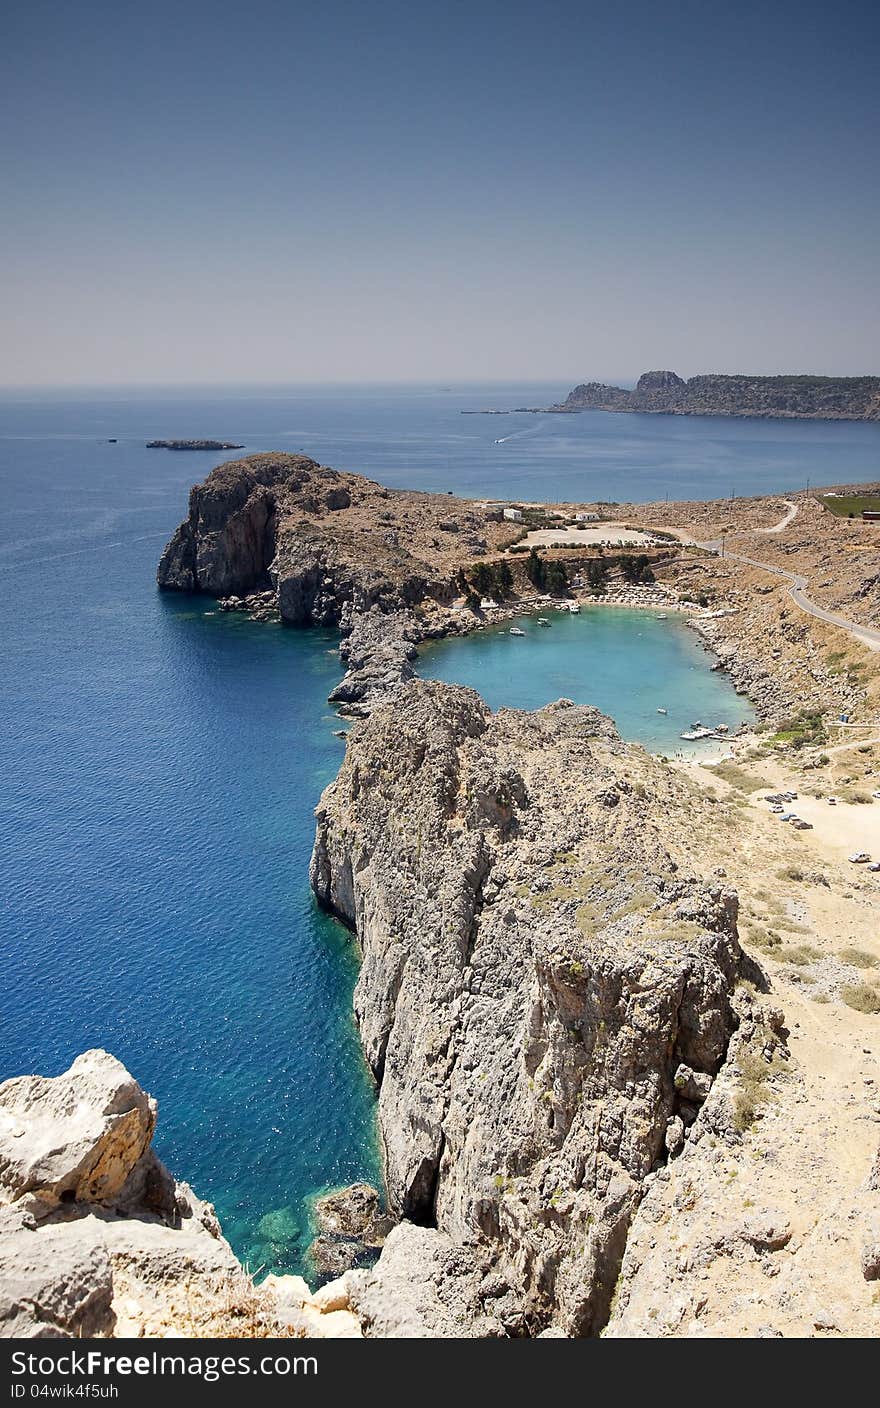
[555,371,880,420]
[310,680,784,1334]
[157,452,508,620]
[156,453,880,729]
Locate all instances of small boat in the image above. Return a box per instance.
[656,707,667,715]
[654,613,667,620]
[568,603,581,614]
[537,617,551,627]
[509,627,526,636]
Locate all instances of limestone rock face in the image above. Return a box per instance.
[0,1053,255,1339]
[0,1216,114,1338]
[349,1223,503,1338]
[157,454,302,594]
[311,680,744,1334]
[0,1050,156,1207]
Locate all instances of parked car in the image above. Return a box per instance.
[868,862,880,872]
[793,820,813,830]
[848,852,871,864]
[828,797,839,806]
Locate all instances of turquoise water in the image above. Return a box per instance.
[419,608,755,755]
[0,383,871,1274]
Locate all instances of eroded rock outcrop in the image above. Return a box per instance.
[157,453,508,625]
[0,1052,360,1339]
[311,680,747,1334]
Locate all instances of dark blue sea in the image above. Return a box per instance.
[2,383,878,1274]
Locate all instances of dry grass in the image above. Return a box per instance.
[746,926,782,952]
[778,942,821,966]
[838,946,879,969]
[840,982,880,1014]
[708,762,770,793]
[732,1049,787,1133]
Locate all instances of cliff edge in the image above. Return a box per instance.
[310,679,785,1334]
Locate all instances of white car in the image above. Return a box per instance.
[848,852,871,864]
[828,797,839,806]
[873,791,880,801]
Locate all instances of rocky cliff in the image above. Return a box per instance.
[310,680,772,1335]
[157,452,507,624]
[557,372,880,420]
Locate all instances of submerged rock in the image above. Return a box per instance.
[313,1182,383,1239]
[307,1235,370,1280]
[307,1182,395,1280]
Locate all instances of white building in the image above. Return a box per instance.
[575,511,599,522]
[503,507,523,522]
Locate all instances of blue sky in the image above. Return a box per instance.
[3,0,878,383]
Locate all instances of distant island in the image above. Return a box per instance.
[146,439,245,451]
[552,370,880,421]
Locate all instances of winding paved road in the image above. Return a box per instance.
[701,540,880,653]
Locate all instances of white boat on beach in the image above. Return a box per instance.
[680,726,719,741]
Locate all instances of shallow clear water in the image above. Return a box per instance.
[0,383,872,1272]
[419,608,755,755]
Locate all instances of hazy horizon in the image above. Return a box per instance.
[2,368,880,394]
[4,0,878,386]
